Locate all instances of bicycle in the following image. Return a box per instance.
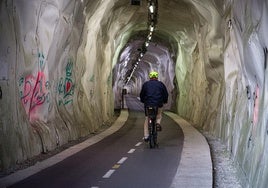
[146,106,158,148]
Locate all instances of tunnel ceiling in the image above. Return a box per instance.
[115,31,177,83]
[112,0,223,84]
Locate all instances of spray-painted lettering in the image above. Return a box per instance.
[19,52,50,121]
[253,85,259,126]
[20,72,50,115]
[58,59,75,105]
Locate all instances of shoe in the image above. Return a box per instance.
[156,123,162,131]
[143,136,149,142]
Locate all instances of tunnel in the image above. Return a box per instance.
[0,0,268,187]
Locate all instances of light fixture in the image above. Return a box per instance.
[125,0,158,85]
[150,25,154,32]
[149,5,154,13]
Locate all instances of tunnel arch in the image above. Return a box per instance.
[112,29,179,110]
[1,2,268,187]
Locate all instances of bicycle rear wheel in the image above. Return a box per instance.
[149,123,158,148]
[149,135,155,148]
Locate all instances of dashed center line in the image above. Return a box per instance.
[101,141,143,181]
[128,149,136,153]
[117,157,128,164]
[103,169,115,178]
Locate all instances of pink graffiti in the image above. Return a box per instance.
[253,85,259,126]
[20,71,48,117]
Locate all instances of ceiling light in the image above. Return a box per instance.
[149,5,154,13]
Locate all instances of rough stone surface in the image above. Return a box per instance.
[202,132,242,188]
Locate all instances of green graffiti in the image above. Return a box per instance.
[66,59,73,77]
[38,52,45,69]
[58,58,75,106]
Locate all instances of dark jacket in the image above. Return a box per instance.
[140,79,168,107]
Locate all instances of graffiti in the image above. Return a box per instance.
[19,72,50,115]
[253,85,259,126]
[58,59,75,106]
[38,52,45,70]
[19,52,50,120]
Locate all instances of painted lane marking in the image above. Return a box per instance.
[112,164,120,169]
[117,157,128,164]
[135,142,142,146]
[103,169,115,178]
[128,149,136,153]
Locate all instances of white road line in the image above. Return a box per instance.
[135,142,142,146]
[103,169,115,178]
[117,157,128,164]
[128,149,136,153]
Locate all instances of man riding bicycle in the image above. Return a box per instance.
[140,71,168,142]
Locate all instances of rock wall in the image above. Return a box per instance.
[217,1,268,187]
[177,0,268,187]
[164,0,268,187]
[0,0,117,171]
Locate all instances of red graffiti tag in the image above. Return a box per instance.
[253,85,259,126]
[20,72,48,117]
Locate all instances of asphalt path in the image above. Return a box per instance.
[9,95,184,188]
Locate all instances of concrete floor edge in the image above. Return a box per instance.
[165,111,213,188]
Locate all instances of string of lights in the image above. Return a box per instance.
[125,0,158,85]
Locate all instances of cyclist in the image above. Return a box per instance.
[140,71,168,141]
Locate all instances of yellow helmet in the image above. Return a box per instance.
[149,71,158,79]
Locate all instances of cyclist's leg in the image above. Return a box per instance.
[144,116,149,139]
[156,107,163,124]
[143,106,150,140]
[156,107,163,131]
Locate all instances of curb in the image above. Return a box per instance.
[165,112,213,188]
